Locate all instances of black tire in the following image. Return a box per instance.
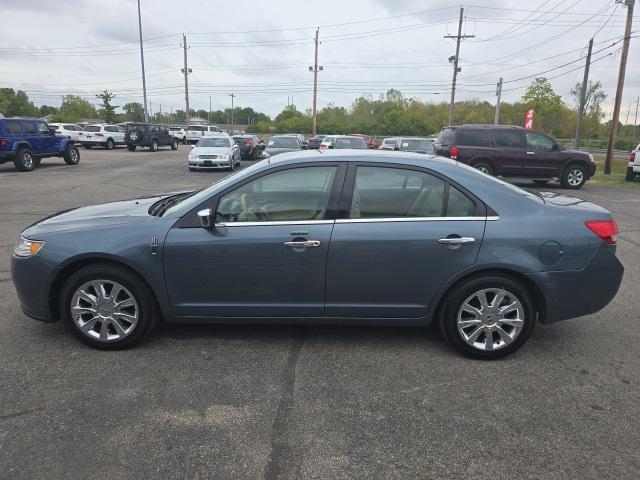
[229,158,235,171]
[251,149,258,161]
[439,275,536,360]
[532,179,550,185]
[182,136,188,145]
[63,146,80,165]
[472,161,494,176]
[84,144,92,150]
[59,263,158,350]
[561,163,587,189]
[105,138,115,150]
[13,148,36,172]
[170,139,178,150]
[188,166,197,171]
[150,139,159,152]
[127,144,136,152]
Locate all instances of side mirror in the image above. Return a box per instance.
[49,128,57,135]
[197,208,214,229]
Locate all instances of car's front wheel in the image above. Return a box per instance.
[60,264,157,349]
[170,139,178,150]
[150,140,159,152]
[561,164,587,189]
[63,145,80,165]
[440,275,535,359]
[105,138,115,150]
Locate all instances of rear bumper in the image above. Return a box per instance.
[0,151,13,162]
[81,140,106,146]
[526,245,624,324]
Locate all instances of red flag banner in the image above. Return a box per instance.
[524,108,535,129]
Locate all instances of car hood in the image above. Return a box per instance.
[560,148,591,157]
[22,194,175,237]
[265,147,299,156]
[191,147,231,155]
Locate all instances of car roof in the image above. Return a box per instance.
[199,132,230,137]
[268,148,453,165]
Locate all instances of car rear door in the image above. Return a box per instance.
[523,131,562,177]
[325,163,485,319]
[22,121,40,153]
[493,130,527,176]
[163,163,346,319]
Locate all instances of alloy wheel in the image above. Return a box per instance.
[567,168,584,187]
[456,288,524,351]
[23,152,34,169]
[70,280,139,342]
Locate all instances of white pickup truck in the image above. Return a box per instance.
[628,143,640,181]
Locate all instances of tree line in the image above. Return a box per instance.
[1,77,638,149]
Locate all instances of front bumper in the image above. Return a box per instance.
[11,254,58,322]
[80,140,106,146]
[188,158,232,169]
[526,245,624,324]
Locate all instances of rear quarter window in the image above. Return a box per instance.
[456,130,491,147]
[437,128,455,145]
[5,120,22,135]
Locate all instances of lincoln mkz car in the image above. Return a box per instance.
[11,151,623,359]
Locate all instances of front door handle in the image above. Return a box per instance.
[526,151,535,155]
[438,237,475,245]
[284,240,321,248]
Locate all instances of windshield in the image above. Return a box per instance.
[164,160,269,216]
[268,137,299,148]
[83,125,101,132]
[400,139,432,151]
[197,137,231,147]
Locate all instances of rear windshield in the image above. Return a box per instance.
[335,137,367,149]
[437,128,455,145]
[83,125,101,132]
[383,138,396,145]
[63,124,77,130]
[169,127,183,131]
[268,137,299,148]
[400,139,431,151]
[189,126,206,132]
[197,137,231,147]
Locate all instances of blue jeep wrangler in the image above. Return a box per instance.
[0,117,80,172]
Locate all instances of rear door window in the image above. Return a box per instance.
[494,130,526,148]
[23,122,36,135]
[525,132,555,151]
[456,130,491,147]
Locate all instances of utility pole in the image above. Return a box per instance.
[625,100,632,124]
[309,28,323,136]
[605,0,635,174]
[495,77,503,125]
[137,0,149,122]
[634,95,639,137]
[228,93,235,130]
[575,38,593,149]
[445,7,474,126]
[159,104,162,124]
[208,96,211,124]
[181,34,192,130]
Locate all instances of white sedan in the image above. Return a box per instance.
[187,134,241,171]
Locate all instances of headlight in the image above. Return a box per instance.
[220,154,229,160]
[188,152,196,160]
[14,237,44,257]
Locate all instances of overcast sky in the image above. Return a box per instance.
[2,0,639,122]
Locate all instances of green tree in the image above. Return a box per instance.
[0,88,37,117]
[95,90,117,123]
[122,102,145,122]
[59,95,98,122]
[521,77,565,135]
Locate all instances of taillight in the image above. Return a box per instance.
[0,139,8,146]
[450,145,459,159]
[95,133,104,137]
[319,144,327,149]
[244,139,252,145]
[585,220,618,245]
[630,151,636,164]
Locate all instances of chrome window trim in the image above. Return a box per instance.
[214,217,499,227]
[336,216,498,224]
[215,219,335,228]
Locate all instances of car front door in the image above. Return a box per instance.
[36,122,57,154]
[22,121,40,153]
[493,130,527,176]
[523,131,561,178]
[163,163,345,319]
[325,164,485,319]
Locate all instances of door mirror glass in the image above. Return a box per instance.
[197,208,214,229]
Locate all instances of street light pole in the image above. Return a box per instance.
[137,0,149,122]
[229,93,236,132]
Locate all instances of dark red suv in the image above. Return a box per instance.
[434,125,596,189]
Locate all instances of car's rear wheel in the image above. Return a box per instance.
[170,139,178,150]
[105,138,115,150]
[229,158,235,171]
[127,144,136,151]
[150,140,159,152]
[561,164,587,189]
[63,146,80,165]
[60,264,157,350]
[440,275,535,359]
[532,179,550,185]
[472,161,494,175]
[84,144,92,150]
[182,136,187,145]
[13,148,35,172]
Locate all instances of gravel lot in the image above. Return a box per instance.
[1,146,639,479]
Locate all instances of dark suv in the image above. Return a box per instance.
[125,123,178,152]
[0,117,80,171]
[434,125,596,189]
[232,135,265,160]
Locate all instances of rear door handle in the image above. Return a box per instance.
[284,240,321,248]
[438,237,475,245]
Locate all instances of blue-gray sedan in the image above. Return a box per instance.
[11,150,623,359]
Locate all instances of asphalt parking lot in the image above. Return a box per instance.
[1,146,639,479]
